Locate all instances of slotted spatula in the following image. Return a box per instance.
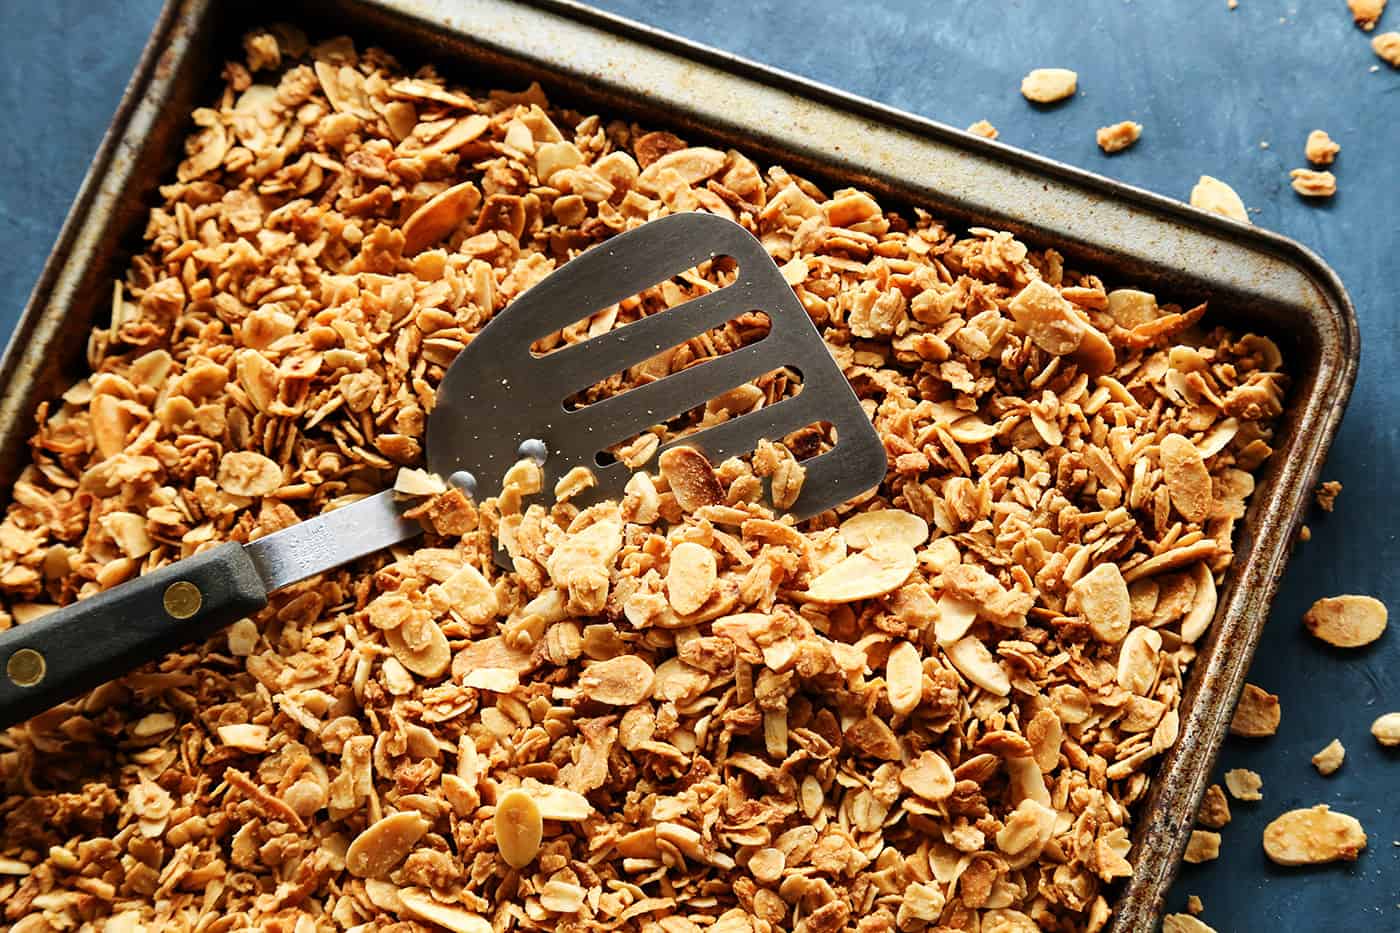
[0,212,885,728]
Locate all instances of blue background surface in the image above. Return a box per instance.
[1,1,1397,928]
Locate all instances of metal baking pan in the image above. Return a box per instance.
[4,0,1358,928]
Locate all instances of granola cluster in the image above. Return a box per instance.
[0,26,1289,933]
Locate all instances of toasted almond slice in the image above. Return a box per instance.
[885,641,923,716]
[1025,709,1063,773]
[1189,176,1249,223]
[1070,562,1131,643]
[217,723,269,753]
[494,789,543,868]
[346,811,430,878]
[839,509,930,551]
[437,563,499,626]
[217,450,283,498]
[802,543,917,603]
[1163,915,1218,933]
[1224,768,1263,801]
[385,617,451,679]
[462,668,519,693]
[667,542,718,616]
[945,636,1011,696]
[578,655,655,706]
[1180,563,1217,643]
[394,467,446,497]
[1348,0,1387,30]
[1263,805,1366,865]
[1303,595,1387,648]
[1116,627,1162,696]
[546,520,623,588]
[899,751,956,802]
[521,779,594,821]
[397,887,492,933]
[1312,738,1346,775]
[658,446,724,512]
[1160,434,1212,523]
[402,181,481,255]
[1229,683,1280,737]
[1370,712,1400,746]
[934,593,980,646]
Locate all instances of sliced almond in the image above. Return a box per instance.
[802,543,916,603]
[1163,915,1219,933]
[437,564,498,626]
[1160,434,1212,523]
[397,887,492,933]
[1116,627,1162,696]
[1189,176,1249,223]
[462,668,519,693]
[217,451,283,498]
[885,641,923,716]
[1370,712,1400,747]
[385,616,451,679]
[1180,563,1217,643]
[1312,738,1346,775]
[1303,595,1387,648]
[1263,805,1366,865]
[1020,68,1078,103]
[1069,562,1131,643]
[522,779,594,821]
[346,811,430,878]
[403,181,481,255]
[935,592,980,646]
[945,636,1011,696]
[667,542,718,615]
[494,789,543,868]
[578,655,655,706]
[839,509,930,551]
[899,751,955,802]
[658,446,724,512]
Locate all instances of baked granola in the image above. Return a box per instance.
[0,26,1289,933]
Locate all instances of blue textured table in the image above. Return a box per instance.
[2,1,1397,928]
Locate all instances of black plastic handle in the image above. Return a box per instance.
[0,541,269,730]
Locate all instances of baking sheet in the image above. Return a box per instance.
[1,0,1359,928]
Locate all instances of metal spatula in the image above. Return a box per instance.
[0,212,885,728]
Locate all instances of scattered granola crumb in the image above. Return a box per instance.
[1097,121,1143,154]
[1183,830,1222,863]
[1228,0,1238,7]
[1371,712,1400,746]
[1304,595,1387,647]
[1349,0,1388,30]
[1374,32,1400,66]
[1290,168,1338,198]
[1298,524,1313,543]
[1020,67,1079,103]
[967,119,999,139]
[1315,479,1343,511]
[1305,130,1341,166]
[1263,805,1367,865]
[1230,683,1282,737]
[1190,175,1250,222]
[1187,895,1205,916]
[1225,768,1265,801]
[1312,738,1346,775]
[1198,784,1232,828]
[1165,915,1218,933]
[1259,140,1270,149]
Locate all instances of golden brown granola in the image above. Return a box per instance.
[1373,31,1400,65]
[1096,122,1142,155]
[1314,479,1342,511]
[1182,830,1220,864]
[1189,176,1250,223]
[1311,738,1345,775]
[1371,712,1400,746]
[967,120,1000,140]
[1289,169,1338,198]
[1196,784,1231,829]
[0,27,1291,933]
[1020,68,1079,103]
[1349,0,1388,30]
[1262,805,1366,865]
[1304,130,1341,166]
[1229,683,1280,737]
[1224,768,1264,801]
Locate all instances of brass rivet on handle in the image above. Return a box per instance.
[6,648,45,687]
[163,581,203,620]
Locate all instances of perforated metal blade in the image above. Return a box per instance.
[425,212,886,520]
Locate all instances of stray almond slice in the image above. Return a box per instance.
[394,467,446,497]
[398,887,492,933]
[667,541,718,616]
[802,543,917,603]
[1375,31,1400,67]
[217,450,283,498]
[967,120,999,139]
[1183,830,1221,864]
[1312,738,1345,775]
[554,465,596,502]
[1180,563,1218,644]
[1370,712,1400,746]
[494,789,543,868]
[385,617,451,679]
[578,655,655,706]
[1164,916,1218,933]
[899,750,956,802]
[934,592,980,646]
[462,667,519,693]
[1223,768,1263,801]
[945,636,1011,696]
[1189,176,1249,223]
[1020,67,1078,103]
[1303,594,1387,647]
[839,509,930,551]
[403,181,481,255]
[1070,562,1132,643]
[346,811,430,878]
[1229,683,1280,737]
[217,723,270,753]
[1263,805,1367,865]
[1160,434,1213,523]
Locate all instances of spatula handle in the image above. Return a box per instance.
[0,542,268,730]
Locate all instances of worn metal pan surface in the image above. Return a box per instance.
[3,0,1358,928]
